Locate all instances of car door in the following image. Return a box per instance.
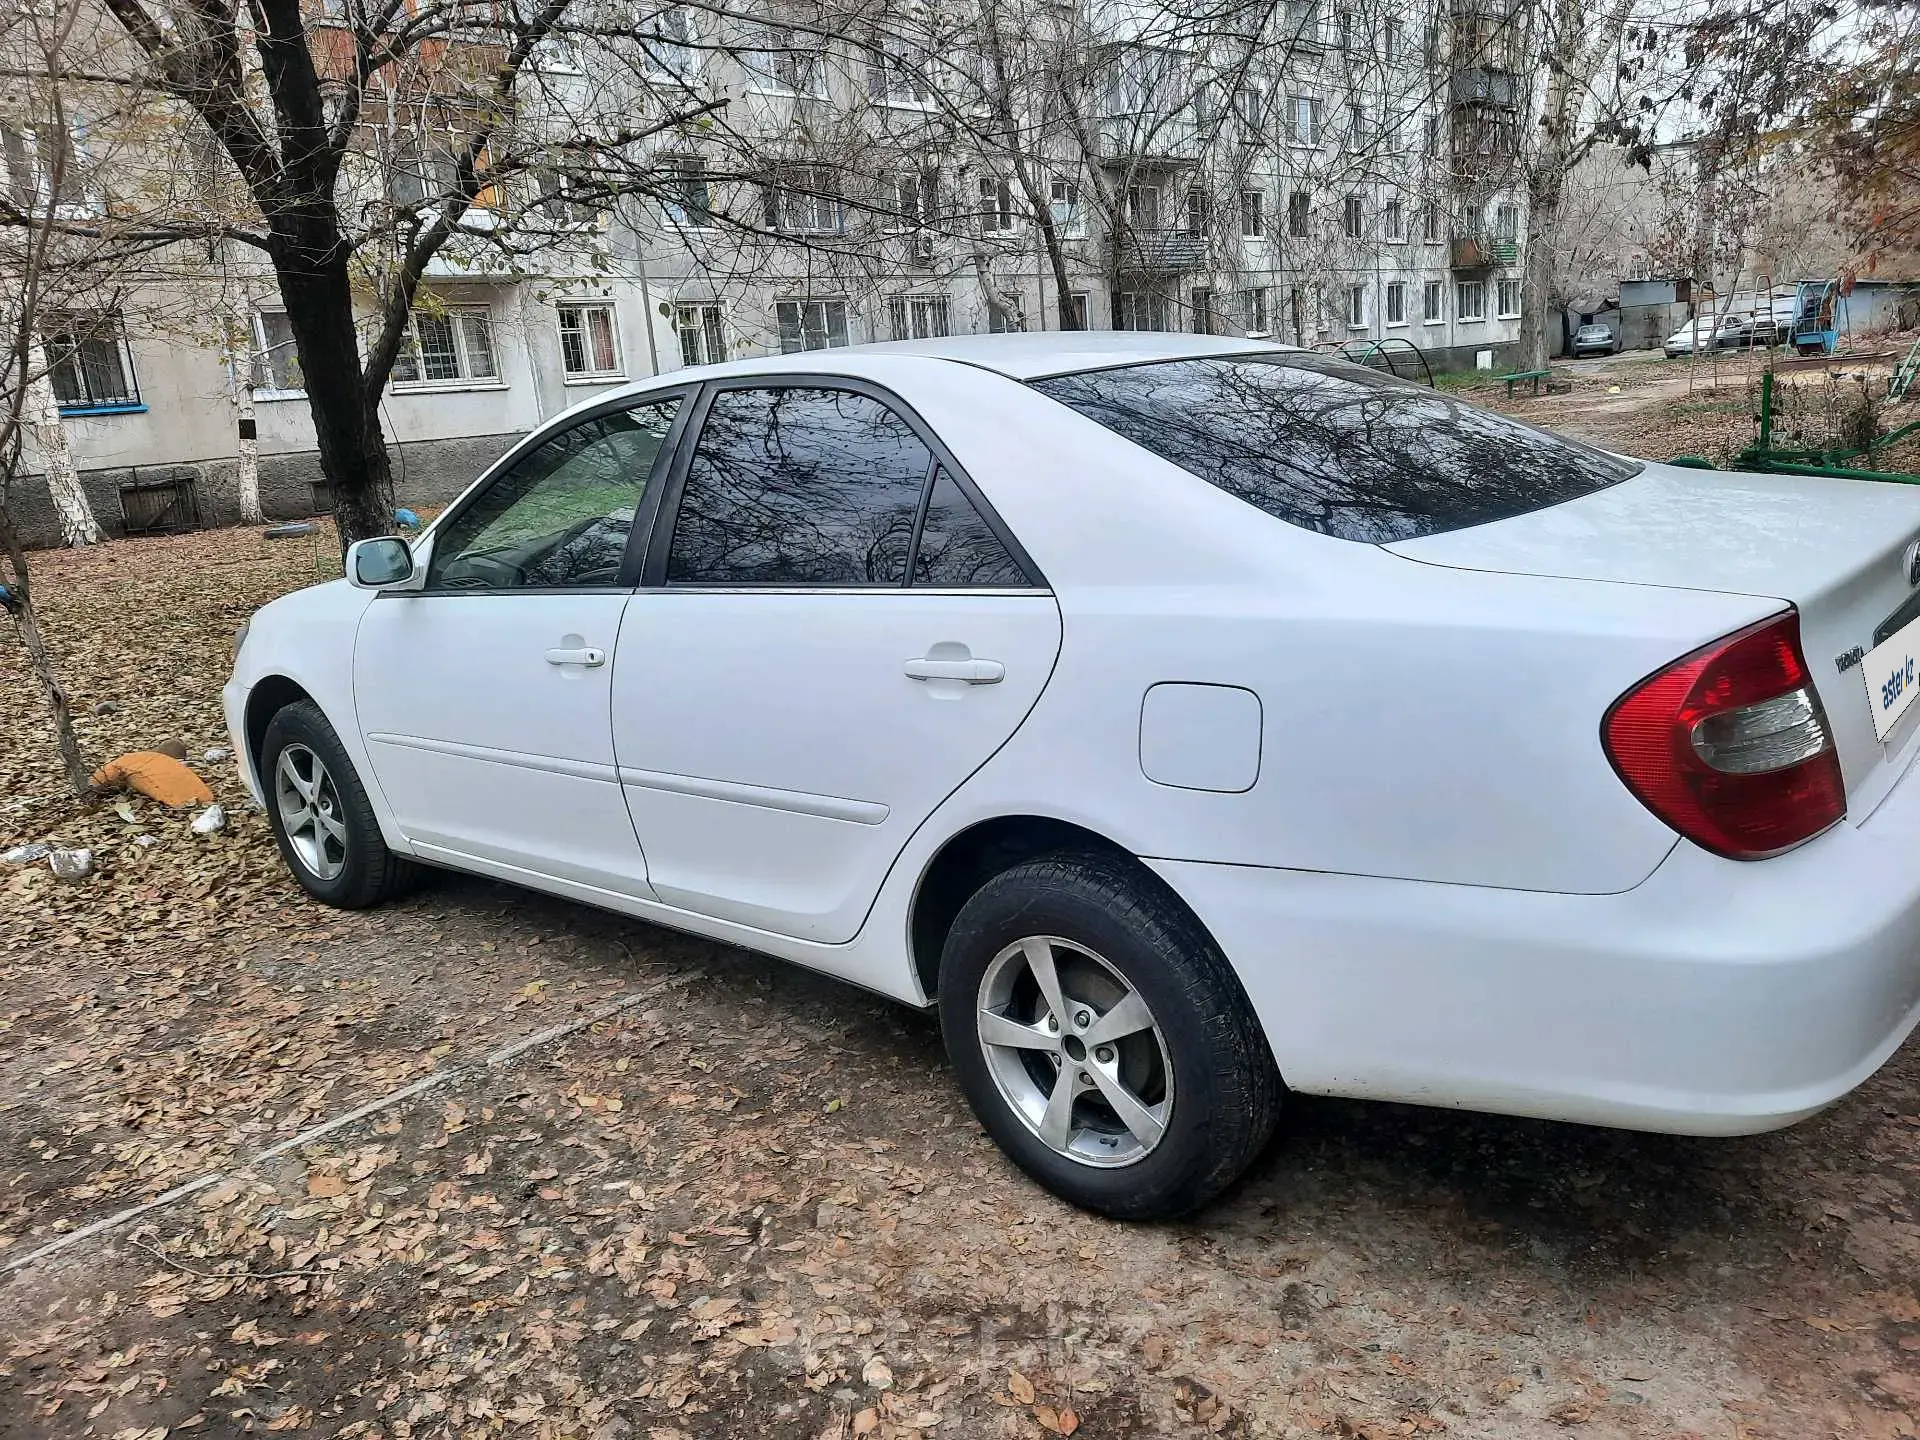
[611,379,1063,943]
[354,391,687,895]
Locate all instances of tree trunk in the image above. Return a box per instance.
[227,318,264,526]
[0,512,90,796]
[1518,165,1564,371]
[26,343,100,547]
[268,235,394,552]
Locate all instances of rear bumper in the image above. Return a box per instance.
[1152,763,1920,1135]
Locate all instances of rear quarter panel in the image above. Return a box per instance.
[900,375,1776,894]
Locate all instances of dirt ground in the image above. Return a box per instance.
[2,369,1918,1440]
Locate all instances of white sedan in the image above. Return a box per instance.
[225,333,1920,1219]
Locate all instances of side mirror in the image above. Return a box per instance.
[346,536,415,590]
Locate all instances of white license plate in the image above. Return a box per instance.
[1862,613,1920,740]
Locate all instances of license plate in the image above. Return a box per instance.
[1862,612,1920,740]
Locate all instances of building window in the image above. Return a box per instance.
[775,298,850,352]
[661,157,713,227]
[1422,200,1441,243]
[764,165,843,234]
[1233,84,1264,128]
[867,44,931,105]
[1239,189,1264,238]
[1423,278,1444,322]
[978,176,1018,232]
[747,26,826,95]
[250,311,302,395]
[1125,183,1162,228]
[1456,280,1486,321]
[1049,179,1083,237]
[988,297,1024,333]
[1282,0,1320,43]
[676,303,725,366]
[46,316,140,411]
[641,7,697,80]
[1287,189,1311,237]
[1384,197,1404,241]
[1183,186,1211,236]
[1190,287,1217,334]
[536,170,595,225]
[1065,292,1090,330]
[1334,10,1353,50]
[1424,113,1441,157]
[888,294,951,340]
[1287,95,1322,145]
[1497,278,1521,317]
[1386,281,1406,325]
[558,302,622,378]
[1240,286,1270,335]
[1347,100,1372,151]
[885,168,937,230]
[1384,17,1403,60]
[1346,283,1366,328]
[1495,203,1520,242]
[1342,194,1363,238]
[392,306,499,386]
[1116,291,1170,331]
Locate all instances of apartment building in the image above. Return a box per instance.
[8,0,1533,542]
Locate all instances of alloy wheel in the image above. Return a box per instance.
[274,743,348,882]
[975,935,1174,1168]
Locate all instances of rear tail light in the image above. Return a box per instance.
[1602,610,1845,859]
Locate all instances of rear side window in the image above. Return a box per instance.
[667,387,929,585]
[914,468,1027,587]
[1030,355,1640,543]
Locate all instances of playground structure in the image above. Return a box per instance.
[1789,279,1846,356]
[1724,344,1920,483]
[1310,336,1436,387]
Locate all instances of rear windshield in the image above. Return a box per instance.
[1029,354,1641,543]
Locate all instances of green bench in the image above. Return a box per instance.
[1498,368,1550,397]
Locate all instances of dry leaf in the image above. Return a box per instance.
[305,1171,346,1198]
[1008,1371,1036,1404]
[862,1356,894,1389]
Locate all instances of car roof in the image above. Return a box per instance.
[649,331,1298,385]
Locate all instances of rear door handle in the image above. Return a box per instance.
[545,646,606,668]
[904,656,1004,684]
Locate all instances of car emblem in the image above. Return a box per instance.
[1906,539,1920,588]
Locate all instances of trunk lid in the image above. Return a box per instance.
[1388,461,1920,816]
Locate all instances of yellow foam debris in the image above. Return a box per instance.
[91,751,216,808]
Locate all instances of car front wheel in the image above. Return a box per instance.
[938,851,1281,1220]
[261,699,419,909]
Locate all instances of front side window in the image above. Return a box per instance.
[775,299,849,352]
[1029,355,1641,544]
[558,302,622,378]
[428,399,680,590]
[667,388,931,585]
[392,306,497,386]
[46,315,139,411]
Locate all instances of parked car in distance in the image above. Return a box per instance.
[227,333,1920,1220]
[1571,323,1617,356]
[1663,316,1719,356]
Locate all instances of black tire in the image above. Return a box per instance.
[938,850,1281,1220]
[260,699,420,909]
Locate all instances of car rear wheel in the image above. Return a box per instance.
[938,850,1281,1220]
[261,700,419,909]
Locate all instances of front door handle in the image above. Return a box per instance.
[904,655,1004,684]
[545,646,606,668]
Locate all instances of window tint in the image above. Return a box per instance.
[428,400,679,589]
[1030,356,1640,543]
[667,387,931,585]
[914,468,1027,586]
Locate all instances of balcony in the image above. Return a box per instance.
[1450,67,1520,108]
[1450,235,1517,270]
[1122,229,1209,272]
[1093,116,1201,166]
